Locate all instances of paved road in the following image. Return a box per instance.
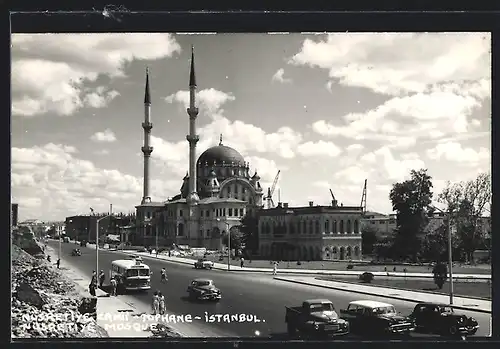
[48,241,491,338]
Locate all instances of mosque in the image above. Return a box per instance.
[135,47,264,250]
[135,47,362,260]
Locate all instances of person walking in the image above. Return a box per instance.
[160,268,167,283]
[240,257,244,268]
[89,275,97,297]
[99,270,105,288]
[272,261,278,275]
[56,258,60,269]
[158,291,165,315]
[110,277,117,296]
[152,291,159,315]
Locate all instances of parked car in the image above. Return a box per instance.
[186,278,221,301]
[340,300,414,337]
[71,248,81,256]
[194,258,214,269]
[285,299,349,338]
[408,302,479,338]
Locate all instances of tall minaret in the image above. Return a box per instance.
[186,46,200,206]
[141,67,153,204]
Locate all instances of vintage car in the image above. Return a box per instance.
[285,299,349,338]
[71,248,81,256]
[340,300,414,337]
[408,302,479,337]
[194,258,214,269]
[187,278,221,301]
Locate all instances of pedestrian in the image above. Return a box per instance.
[158,291,165,315]
[99,270,105,288]
[152,291,159,315]
[240,257,244,268]
[273,261,278,275]
[56,259,60,269]
[168,250,171,257]
[156,249,159,258]
[110,277,117,296]
[393,266,397,272]
[89,278,97,296]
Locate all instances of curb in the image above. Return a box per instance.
[314,277,491,301]
[273,277,491,314]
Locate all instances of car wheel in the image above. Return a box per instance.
[448,325,458,336]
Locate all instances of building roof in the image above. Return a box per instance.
[197,144,245,167]
[349,300,394,308]
[135,202,165,208]
[198,197,246,205]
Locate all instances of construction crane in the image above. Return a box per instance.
[266,170,281,209]
[329,188,337,206]
[360,179,367,216]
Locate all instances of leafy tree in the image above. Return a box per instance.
[361,224,379,255]
[238,213,259,253]
[438,173,491,262]
[222,226,243,251]
[432,262,448,289]
[421,224,448,262]
[389,169,434,261]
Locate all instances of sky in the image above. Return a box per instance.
[11,33,491,221]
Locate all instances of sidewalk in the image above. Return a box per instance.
[274,276,491,314]
[44,246,180,338]
[116,250,491,280]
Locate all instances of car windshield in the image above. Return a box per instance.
[310,303,336,313]
[196,281,212,286]
[373,306,396,314]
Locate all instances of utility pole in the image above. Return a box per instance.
[447,211,454,305]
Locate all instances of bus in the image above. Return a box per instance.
[110,259,151,292]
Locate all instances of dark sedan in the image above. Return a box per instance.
[408,302,479,338]
[187,278,222,301]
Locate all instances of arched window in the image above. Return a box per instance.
[347,219,351,233]
[340,220,344,234]
[332,220,337,234]
[346,246,352,257]
[315,220,320,234]
[354,220,359,234]
[325,219,330,233]
[354,246,360,257]
[332,246,337,254]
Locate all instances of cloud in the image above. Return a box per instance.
[165,88,236,115]
[11,143,176,220]
[12,33,181,117]
[90,129,117,143]
[290,33,490,97]
[426,141,489,164]
[297,141,342,157]
[271,68,292,83]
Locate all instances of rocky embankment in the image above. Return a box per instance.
[11,245,108,338]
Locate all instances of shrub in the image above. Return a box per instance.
[359,272,374,283]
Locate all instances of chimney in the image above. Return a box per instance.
[309,201,314,207]
[283,203,289,208]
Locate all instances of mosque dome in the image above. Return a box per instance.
[197,144,245,167]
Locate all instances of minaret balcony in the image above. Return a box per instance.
[187,107,199,117]
[141,146,153,155]
[142,122,153,131]
[186,135,200,143]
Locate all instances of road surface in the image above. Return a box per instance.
[48,241,491,338]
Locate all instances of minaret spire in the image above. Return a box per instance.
[186,46,200,207]
[189,45,196,87]
[141,67,153,204]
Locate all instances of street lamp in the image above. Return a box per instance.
[216,218,231,271]
[431,205,454,305]
[91,210,113,280]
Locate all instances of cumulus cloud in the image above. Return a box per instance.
[11,143,177,220]
[271,68,292,83]
[90,129,117,143]
[297,141,342,157]
[426,141,489,164]
[12,33,181,116]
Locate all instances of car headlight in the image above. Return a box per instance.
[314,323,319,330]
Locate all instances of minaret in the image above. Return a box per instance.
[141,67,153,204]
[186,46,200,205]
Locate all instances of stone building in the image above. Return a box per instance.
[258,200,363,261]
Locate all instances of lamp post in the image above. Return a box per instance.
[431,205,454,305]
[217,218,231,271]
[91,210,113,280]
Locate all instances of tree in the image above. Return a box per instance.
[238,213,259,253]
[361,224,379,255]
[438,173,491,262]
[222,226,243,251]
[389,169,434,261]
[432,262,448,289]
[420,224,448,262]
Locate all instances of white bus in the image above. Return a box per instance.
[110,259,151,292]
